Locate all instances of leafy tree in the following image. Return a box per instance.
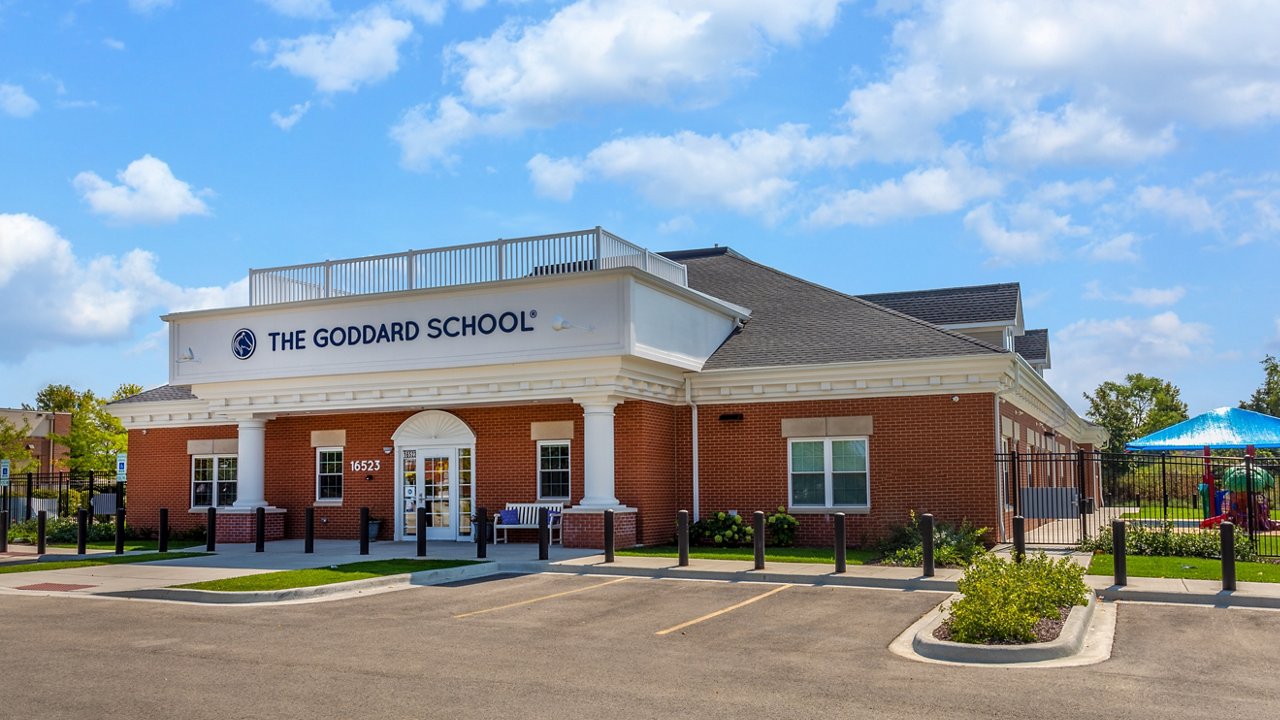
[0,417,38,475]
[37,385,133,473]
[1240,355,1280,417]
[35,383,78,412]
[1084,373,1190,454]
[111,383,144,402]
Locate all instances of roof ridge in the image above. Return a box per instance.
[858,281,1020,299]
[708,250,1007,356]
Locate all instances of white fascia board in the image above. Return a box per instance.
[1003,354,1103,445]
[939,320,1017,331]
[109,400,222,429]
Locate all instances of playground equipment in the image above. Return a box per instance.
[1199,464,1279,531]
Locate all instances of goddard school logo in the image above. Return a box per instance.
[232,328,257,360]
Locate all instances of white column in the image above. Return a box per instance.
[578,398,621,508]
[233,418,267,508]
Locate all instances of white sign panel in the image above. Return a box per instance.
[169,276,628,384]
[0,459,9,488]
[116,452,128,482]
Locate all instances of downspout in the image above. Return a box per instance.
[993,361,1018,543]
[685,376,699,522]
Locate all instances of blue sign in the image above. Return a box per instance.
[232,328,257,360]
[0,458,9,488]
[116,452,127,483]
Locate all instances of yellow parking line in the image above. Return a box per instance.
[656,584,792,636]
[453,576,631,619]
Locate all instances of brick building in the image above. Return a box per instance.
[0,409,71,475]
[109,229,1103,548]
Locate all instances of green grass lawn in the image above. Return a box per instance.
[49,540,161,552]
[1088,554,1280,583]
[0,552,206,574]
[1118,505,1280,520]
[174,558,481,592]
[615,545,880,565]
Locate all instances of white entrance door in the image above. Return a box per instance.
[398,446,473,541]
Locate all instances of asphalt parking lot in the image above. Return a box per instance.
[3,573,1279,719]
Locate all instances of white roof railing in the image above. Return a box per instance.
[248,227,688,306]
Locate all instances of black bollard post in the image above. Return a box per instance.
[158,508,169,553]
[1222,521,1237,592]
[834,512,846,574]
[37,510,47,555]
[677,510,689,567]
[360,507,370,556]
[255,506,266,553]
[77,508,88,555]
[0,509,7,553]
[604,509,615,563]
[416,506,427,558]
[304,507,314,554]
[538,507,550,561]
[1013,515,1026,562]
[753,511,765,571]
[114,508,125,555]
[1112,519,1127,586]
[921,512,935,578]
[476,508,488,560]
[206,507,217,552]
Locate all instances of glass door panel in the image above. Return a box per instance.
[401,449,418,537]
[457,448,473,537]
[425,454,451,539]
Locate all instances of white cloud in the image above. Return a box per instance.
[1134,185,1219,232]
[73,155,211,224]
[1084,280,1185,307]
[128,0,173,13]
[393,0,849,167]
[1085,233,1140,262]
[1030,179,1115,206]
[103,38,126,51]
[964,199,1091,264]
[270,101,311,130]
[811,151,1001,226]
[527,154,585,201]
[392,0,446,24]
[391,96,487,169]
[258,0,335,19]
[0,84,38,118]
[264,7,414,93]
[1051,311,1210,412]
[0,214,246,362]
[985,105,1176,165]
[658,215,695,235]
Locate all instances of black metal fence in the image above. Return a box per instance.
[2,471,122,522]
[997,451,1280,556]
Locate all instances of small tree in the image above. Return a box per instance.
[1240,355,1280,418]
[38,384,134,473]
[1084,373,1189,454]
[0,417,38,475]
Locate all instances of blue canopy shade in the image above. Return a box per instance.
[1127,407,1280,451]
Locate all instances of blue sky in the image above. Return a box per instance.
[1,0,1277,415]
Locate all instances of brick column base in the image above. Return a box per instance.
[562,508,637,549]
[207,509,287,544]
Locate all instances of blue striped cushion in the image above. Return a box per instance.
[498,509,521,525]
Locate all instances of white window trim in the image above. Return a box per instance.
[536,439,571,501]
[316,446,344,504]
[786,436,870,511]
[191,453,238,509]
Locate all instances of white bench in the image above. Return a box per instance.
[493,502,563,545]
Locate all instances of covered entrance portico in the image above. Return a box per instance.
[392,410,475,542]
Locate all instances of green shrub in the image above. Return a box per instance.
[7,516,139,544]
[879,511,988,567]
[765,507,799,547]
[1078,521,1257,562]
[947,553,1089,644]
[690,511,755,547]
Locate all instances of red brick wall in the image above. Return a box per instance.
[692,394,998,547]
[126,425,238,534]
[563,510,637,549]
[614,400,680,545]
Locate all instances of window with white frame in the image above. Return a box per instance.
[537,440,570,500]
[788,437,869,508]
[316,447,343,501]
[192,455,237,508]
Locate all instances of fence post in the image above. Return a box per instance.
[206,507,217,552]
[1111,519,1126,586]
[604,509,615,563]
[1010,450,1021,517]
[159,508,169,553]
[1245,454,1257,541]
[676,510,689,567]
[476,507,487,560]
[538,507,550,561]
[834,512,846,573]
[77,508,87,554]
[1222,521,1237,592]
[0,509,7,552]
[255,506,266,553]
[114,508,125,555]
[1160,455,1169,521]
[87,471,94,519]
[753,511,765,570]
[922,513,935,577]
[360,507,370,556]
[1012,515,1026,562]
[36,509,46,555]
[304,507,314,554]
[25,474,33,521]
[1077,449,1090,542]
[416,506,427,558]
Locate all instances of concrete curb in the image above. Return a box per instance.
[105,561,500,604]
[1095,585,1280,610]
[536,561,962,592]
[912,594,1096,664]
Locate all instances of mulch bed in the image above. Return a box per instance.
[933,606,1071,645]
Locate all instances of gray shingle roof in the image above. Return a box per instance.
[857,282,1020,326]
[1015,329,1049,362]
[110,385,197,405]
[662,248,1005,370]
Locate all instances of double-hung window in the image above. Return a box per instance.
[537,440,570,500]
[316,448,344,502]
[788,437,869,509]
[192,455,238,508]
